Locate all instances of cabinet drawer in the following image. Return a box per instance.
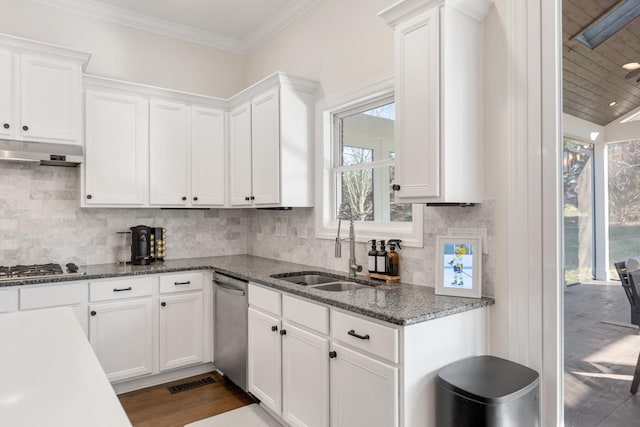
[248,283,281,315]
[282,294,329,335]
[0,288,19,313]
[90,277,154,302]
[20,283,86,310]
[159,272,203,294]
[331,310,399,363]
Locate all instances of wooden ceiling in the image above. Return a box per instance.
[563,0,640,126]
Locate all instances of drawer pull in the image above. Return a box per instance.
[348,329,370,340]
[174,281,191,286]
[113,287,132,292]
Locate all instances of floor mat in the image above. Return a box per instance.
[185,404,282,427]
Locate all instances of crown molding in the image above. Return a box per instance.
[33,0,322,54]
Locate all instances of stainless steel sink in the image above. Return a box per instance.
[271,272,371,292]
[312,282,368,292]
[272,273,338,286]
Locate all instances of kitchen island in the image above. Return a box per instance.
[0,307,131,427]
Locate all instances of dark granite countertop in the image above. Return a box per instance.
[0,255,494,326]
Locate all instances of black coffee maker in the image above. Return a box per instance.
[130,225,152,265]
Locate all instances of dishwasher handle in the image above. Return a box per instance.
[214,280,246,296]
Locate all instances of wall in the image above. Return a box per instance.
[0,162,248,265]
[0,0,246,97]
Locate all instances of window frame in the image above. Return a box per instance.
[314,76,423,247]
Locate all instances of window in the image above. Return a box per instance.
[315,77,423,246]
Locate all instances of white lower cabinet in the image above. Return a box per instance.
[89,297,154,382]
[330,342,398,427]
[248,306,282,414]
[19,282,88,334]
[282,321,330,427]
[159,292,204,371]
[0,288,18,313]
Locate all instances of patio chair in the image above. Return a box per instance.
[614,260,640,394]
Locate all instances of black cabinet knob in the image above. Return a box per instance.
[245,196,250,201]
[271,325,278,332]
[329,351,337,359]
[22,125,28,131]
[2,123,8,129]
[280,329,287,336]
[250,196,255,200]
[86,194,92,200]
[392,184,401,191]
[181,196,187,201]
[90,310,96,316]
[193,196,198,201]
[161,302,166,307]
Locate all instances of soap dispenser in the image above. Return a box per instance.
[377,240,388,274]
[387,239,402,276]
[368,240,377,273]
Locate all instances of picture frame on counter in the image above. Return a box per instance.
[435,236,482,298]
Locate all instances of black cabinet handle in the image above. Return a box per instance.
[161,302,166,307]
[22,125,29,131]
[174,281,191,286]
[271,325,278,332]
[90,310,96,316]
[86,194,92,200]
[392,184,401,191]
[250,196,255,200]
[113,287,132,292]
[3,123,9,129]
[280,329,287,336]
[182,196,187,201]
[193,196,198,201]
[348,329,370,340]
[329,351,337,359]
[245,196,250,201]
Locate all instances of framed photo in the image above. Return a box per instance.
[435,236,482,298]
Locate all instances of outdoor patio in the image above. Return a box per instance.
[565,281,640,425]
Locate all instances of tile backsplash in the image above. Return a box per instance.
[0,162,494,296]
[0,163,248,265]
[247,202,496,297]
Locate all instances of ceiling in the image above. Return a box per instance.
[33,0,321,54]
[563,0,640,126]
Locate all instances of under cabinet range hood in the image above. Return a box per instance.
[0,139,83,166]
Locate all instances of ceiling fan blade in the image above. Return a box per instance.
[625,68,640,79]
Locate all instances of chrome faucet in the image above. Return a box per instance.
[335,202,363,277]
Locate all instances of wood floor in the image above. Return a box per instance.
[565,281,640,426]
[118,371,255,427]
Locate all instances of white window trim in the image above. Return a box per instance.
[314,75,424,247]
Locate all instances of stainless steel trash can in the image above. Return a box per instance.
[436,355,539,427]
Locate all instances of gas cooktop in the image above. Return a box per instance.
[0,263,85,281]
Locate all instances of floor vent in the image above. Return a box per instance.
[167,376,216,394]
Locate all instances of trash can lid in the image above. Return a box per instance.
[437,355,539,404]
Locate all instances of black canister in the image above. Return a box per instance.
[130,225,152,265]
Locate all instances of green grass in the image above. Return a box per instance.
[564,220,640,284]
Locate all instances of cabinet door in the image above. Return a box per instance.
[84,90,149,205]
[191,106,225,206]
[248,307,282,414]
[394,8,440,200]
[251,88,280,205]
[0,48,12,137]
[150,99,189,205]
[158,292,204,371]
[282,322,329,427]
[20,53,82,143]
[229,102,252,206]
[0,288,18,313]
[330,343,398,427]
[89,298,153,382]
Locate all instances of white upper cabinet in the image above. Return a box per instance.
[150,99,190,206]
[229,73,317,208]
[380,0,491,203]
[0,35,89,145]
[84,90,149,206]
[191,106,225,206]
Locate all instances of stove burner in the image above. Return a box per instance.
[0,263,73,280]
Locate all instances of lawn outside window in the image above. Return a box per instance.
[315,76,423,247]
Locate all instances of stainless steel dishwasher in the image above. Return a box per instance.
[213,271,248,392]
